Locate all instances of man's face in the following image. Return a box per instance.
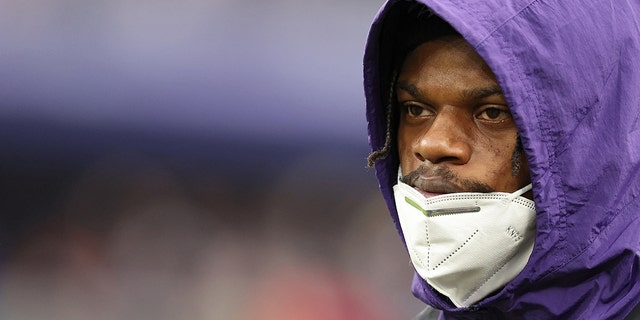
[397,36,531,198]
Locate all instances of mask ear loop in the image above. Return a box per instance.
[508,184,533,201]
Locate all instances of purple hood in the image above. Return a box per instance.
[364,0,640,318]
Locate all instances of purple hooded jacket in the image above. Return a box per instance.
[364,0,640,318]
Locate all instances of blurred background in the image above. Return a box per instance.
[0,0,425,318]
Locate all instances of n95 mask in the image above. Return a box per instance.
[393,176,536,308]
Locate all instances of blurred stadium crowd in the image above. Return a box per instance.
[0,0,424,318]
[1,133,421,319]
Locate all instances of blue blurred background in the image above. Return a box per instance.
[0,0,424,318]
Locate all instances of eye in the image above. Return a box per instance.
[408,104,424,117]
[403,103,433,118]
[477,106,511,122]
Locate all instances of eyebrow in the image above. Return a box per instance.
[397,82,425,100]
[396,82,504,101]
[461,85,504,100]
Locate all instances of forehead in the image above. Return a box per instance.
[399,36,498,88]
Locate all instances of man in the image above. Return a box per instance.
[364,0,640,319]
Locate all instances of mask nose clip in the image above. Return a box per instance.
[405,197,481,217]
[426,206,480,216]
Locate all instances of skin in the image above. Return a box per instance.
[397,36,531,198]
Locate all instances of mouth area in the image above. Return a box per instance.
[409,176,465,198]
[400,165,495,197]
[413,187,446,199]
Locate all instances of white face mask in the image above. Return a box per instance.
[393,173,536,308]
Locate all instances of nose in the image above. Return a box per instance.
[412,111,472,165]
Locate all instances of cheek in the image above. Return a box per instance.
[397,127,413,165]
[478,138,510,161]
[491,145,505,158]
[477,141,518,187]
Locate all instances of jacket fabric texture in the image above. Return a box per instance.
[364,0,640,318]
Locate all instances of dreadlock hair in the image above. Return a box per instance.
[367,2,460,168]
[367,69,398,168]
